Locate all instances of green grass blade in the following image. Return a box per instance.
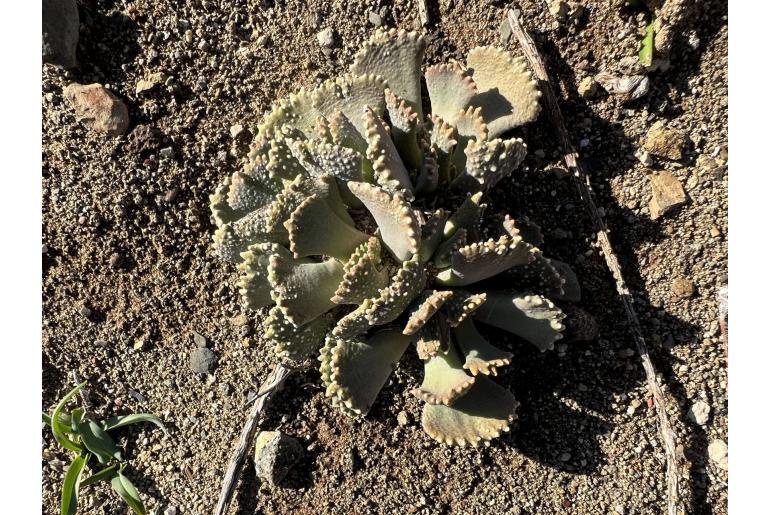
[101,414,168,435]
[111,471,146,515]
[51,383,87,453]
[639,18,655,66]
[80,464,118,487]
[60,454,88,515]
[77,419,122,464]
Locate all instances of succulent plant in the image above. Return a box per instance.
[210,29,580,446]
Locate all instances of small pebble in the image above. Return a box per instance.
[64,83,130,135]
[190,347,217,374]
[254,431,303,485]
[192,331,208,348]
[577,76,599,99]
[687,400,711,426]
[230,124,244,139]
[109,252,123,268]
[397,411,410,426]
[644,121,689,160]
[368,11,383,27]
[710,226,721,238]
[671,277,695,298]
[316,28,335,48]
[707,439,728,471]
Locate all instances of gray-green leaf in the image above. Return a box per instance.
[111,471,146,515]
[101,413,168,435]
[60,454,88,515]
[77,419,122,464]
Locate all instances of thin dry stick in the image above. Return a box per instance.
[506,9,681,515]
[214,363,292,515]
[70,369,93,413]
[417,0,430,26]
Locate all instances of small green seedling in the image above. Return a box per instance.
[42,382,167,515]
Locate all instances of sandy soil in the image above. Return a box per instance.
[42,1,727,513]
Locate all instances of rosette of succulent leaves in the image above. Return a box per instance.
[210,30,580,447]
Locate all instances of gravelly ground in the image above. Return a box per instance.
[42,1,727,514]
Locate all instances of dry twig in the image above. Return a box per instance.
[417,0,430,26]
[506,8,682,515]
[214,363,292,515]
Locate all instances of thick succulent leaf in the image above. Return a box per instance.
[422,375,518,446]
[414,318,446,360]
[364,106,414,195]
[237,242,283,310]
[319,336,359,417]
[443,291,487,326]
[265,130,309,183]
[348,181,420,261]
[268,174,352,239]
[414,135,438,195]
[324,329,411,415]
[467,46,542,138]
[474,292,566,352]
[287,138,363,183]
[497,249,565,299]
[332,301,374,339]
[210,178,240,227]
[212,204,282,262]
[313,74,388,139]
[432,228,467,269]
[452,137,527,191]
[329,111,369,157]
[412,343,475,405]
[279,87,320,138]
[549,259,581,302]
[332,237,389,305]
[454,319,512,376]
[385,88,421,171]
[418,209,448,263]
[333,256,426,337]
[351,29,426,117]
[315,115,333,142]
[424,62,477,125]
[428,115,458,183]
[451,106,488,172]
[254,100,295,144]
[268,251,344,326]
[501,214,544,248]
[435,235,534,287]
[444,192,485,240]
[286,193,370,260]
[363,256,425,325]
[403,290,454,335]
[265,305,333,360]
[226,166,278,215]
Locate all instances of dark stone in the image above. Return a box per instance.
[189,347,217,374]
[42,0,79,68]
